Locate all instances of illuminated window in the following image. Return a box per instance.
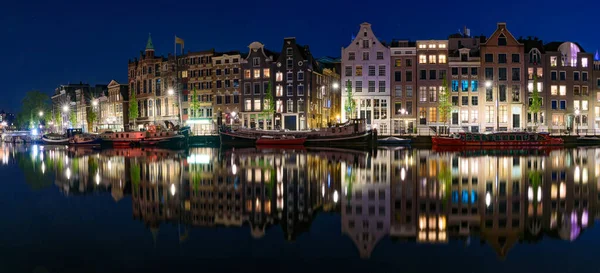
[429,55,436,64]
[276,85,283,96]
[559,85,566,96]
[439,44,446,49]
[276,72,283,82]
[428,44,436,49]
[550,56,557,67]
[253,69,260,79]
[276,100,283,113]
[485,106,494,123]
[419,55,426,64]
[499,105,507,123]
[550,85,557,95]
[438,55,446,64]
[582,100,588,111]
[418,44,426,49]
[253,99,261,111]
[582,57,588,68]
[263,69,270,78]
[245,99,251,111]
[287,100,294,112]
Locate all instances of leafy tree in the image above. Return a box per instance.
[438,75,452,135]
[16,90,51,129]
[344,79,355,120]
[190,86,199,118]
[55,111,61,131]
[529,74,542,130]
[129,89,138,129]
[86,107,97,132]
[69,111,77,128]
[261,82,275,128]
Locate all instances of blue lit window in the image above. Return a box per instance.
[452,191,459,203]
[471,190,477,203]
[461,80,469,92]
[471,80,478,91]
[452,80,459,92]
[462,190,469,203]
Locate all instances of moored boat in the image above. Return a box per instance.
[432,132,563,146]
[140,131,186,148]
[100,131,146,147]
[577,136,600,145]
[220,119,376,147]
[42,133,70,145]
[256,135,306,146]
[377,136,411,146]
[69,134,102,146]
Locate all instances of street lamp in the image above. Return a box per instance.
[168,88,174,96]
[38,111,43,117]
[485,81,492,88]
[92,100,98,107]
[62,105,69,112]
[575,109,580,135]
[332,82,339,90]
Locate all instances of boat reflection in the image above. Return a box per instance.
[4,143,599,259]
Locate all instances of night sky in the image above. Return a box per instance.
[2,0,598,112]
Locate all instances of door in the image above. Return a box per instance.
[284,116,297,131]
[513,114,520,129]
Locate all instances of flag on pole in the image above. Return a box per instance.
[175,36,184,53]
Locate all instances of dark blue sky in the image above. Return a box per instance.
[1,0,598,112]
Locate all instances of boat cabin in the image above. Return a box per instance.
[459,132,548,142]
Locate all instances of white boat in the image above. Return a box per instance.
[377,136,411,146]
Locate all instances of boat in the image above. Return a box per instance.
[432,132,564,146]
[220,119,376,147]
[69,134,102,146]
[100,131,146,147]
[41,133,70,145]
[577,136,600,145]
[377,136,411,146]
[141,131,187,148]
[256,135,306,146]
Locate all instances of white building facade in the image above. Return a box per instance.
[341,22,391,134]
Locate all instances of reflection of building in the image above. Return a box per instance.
[341,149,391,258]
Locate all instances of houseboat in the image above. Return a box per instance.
[42,128,83,145]
[69,134,102,146]
[220,119,376,147]
[100,131,146,147]
[432,132,564,146]
[140,130,186,148]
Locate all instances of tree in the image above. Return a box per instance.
[129,89,138,129]
[16,90,51,129]
[529,74,542,130]
[86,107,97,132]
[55,111,61,129]
[261,81,275,129]
[190,86,199,118]
[344,79,355,120]
[69,111,77,128]
[438,75,452,135]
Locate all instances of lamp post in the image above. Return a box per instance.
[575,109,580,135]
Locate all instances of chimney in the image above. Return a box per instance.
[497,22,507,29]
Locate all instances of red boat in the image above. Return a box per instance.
[255,135,306,146]
[431,132,564,146]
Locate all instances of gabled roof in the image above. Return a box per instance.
[518,38,545,53]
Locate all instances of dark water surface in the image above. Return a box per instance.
[1,144,600,273]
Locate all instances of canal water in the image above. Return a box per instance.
[1,144,599,273]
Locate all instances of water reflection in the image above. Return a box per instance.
[4,143,600,259]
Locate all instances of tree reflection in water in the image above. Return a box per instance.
[4,143,600,259]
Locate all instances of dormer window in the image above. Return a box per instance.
[364,31,367,37]
[529,49,541,64]
[286,48,293,56]
[498,33,507,46]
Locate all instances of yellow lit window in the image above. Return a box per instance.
[356,65,362,76]
[438,55,446,64]
[253,69,260,79]
[263,68,270,78]
[244,70,251,79]
[276,72,283,81]
[550,85,557,95]
[559,85,566,96]
[429,55,436,64]
[419,55,426,64]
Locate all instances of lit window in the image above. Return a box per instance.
[253,99,261,111]
[253,69,260,79]
[559,85,566,96]
[582,100,588,111]
[245,99,252,111]
[439,44,446,49]
[244,70,251,79]
[276,72,283,82]
[429,55,436,64]
[551,85,557,95]
[263,69,270,78]
[428,44,436,49]
[419,55,426,64]
[418,44,426,49]
[276,100,283,113]
[275,85,283,96]
[438,55,446,64]
[550,56,557,67]
[582,57,588,68]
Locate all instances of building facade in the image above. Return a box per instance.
[240,42,278,129]
[480,23,525,131]
[99,80,129,132]
[390,40,417,134]
[213,52,242,127]
[416,40,448,134]
[341,22,391,134]
[127,34,179,130]
[448,33,482,133]
[273,38,322,130]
